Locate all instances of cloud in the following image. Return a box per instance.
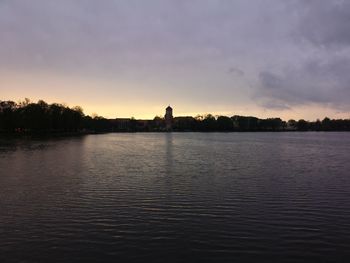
[296,0,350,48]
[1,0,350,117]
[227,67,244,76]
[258,56,350,110]
[0,0,293,75]
[255,0,350,111]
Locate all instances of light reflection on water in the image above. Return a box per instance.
[1,132,350,262]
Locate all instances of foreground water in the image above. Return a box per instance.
[1,133,350,262]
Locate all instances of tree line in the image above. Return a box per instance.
[0,99,100,133]
[172,115,350,132]
[1,99,350,133]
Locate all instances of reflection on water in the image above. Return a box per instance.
[165,133,174,174]
[1,132,350,262]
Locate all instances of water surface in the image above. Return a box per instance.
[1,133,350,262]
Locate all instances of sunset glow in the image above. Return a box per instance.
[1,1,350,120]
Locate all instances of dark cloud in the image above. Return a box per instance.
[296,0,350,48]
[256,0,350,110]
[258,56,350,109]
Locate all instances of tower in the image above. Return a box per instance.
[165,106,173,131]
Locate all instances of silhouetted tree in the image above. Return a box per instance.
[287,119,297,130]
[297,119,309,131]
[322,117,331,131]
[201,114,217,131]
[217,116,233,131]
[173,117,197,131]
[0,101,17,131]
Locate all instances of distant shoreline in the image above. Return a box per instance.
[1,130,349,139]
[1,100,350,134]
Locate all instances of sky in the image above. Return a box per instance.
[1,0,350,120]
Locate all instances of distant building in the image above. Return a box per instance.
[164,106,173,130]
[109,106,174,132]
[111,118,131,131]
[136,119,151,131]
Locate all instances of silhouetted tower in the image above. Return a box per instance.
[165,106,173,131]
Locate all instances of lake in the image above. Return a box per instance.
[1,132,350,262]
